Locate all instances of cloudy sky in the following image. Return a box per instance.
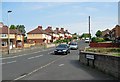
[1,1,119,36]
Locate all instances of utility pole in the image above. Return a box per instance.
[88,16,91,45]
[7,10,12,54]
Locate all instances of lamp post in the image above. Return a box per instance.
[7,10,12,54]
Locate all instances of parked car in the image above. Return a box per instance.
[69,42,78,50]
[54,44,70,55]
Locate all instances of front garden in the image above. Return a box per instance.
[86,48,120,56]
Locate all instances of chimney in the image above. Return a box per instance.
[56,28,59,31]
[38,26,42,29]
[61,28,64,31]
[48,26,52,29]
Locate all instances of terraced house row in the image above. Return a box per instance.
[27,26,72,44]
[0,22,72,50]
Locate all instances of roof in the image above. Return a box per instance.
[0,25,22,34]
[27,26,50,35]
[45,26,54,34]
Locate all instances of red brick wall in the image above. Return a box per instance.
[90,42,120,48]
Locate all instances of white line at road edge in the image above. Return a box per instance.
[1,48,54,60]
[14,54,68,80]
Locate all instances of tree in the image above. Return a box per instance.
[95,30,102,37]
[16,25,26,35]
[10,25,16,29]
[81,33,91,39]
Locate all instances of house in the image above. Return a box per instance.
[27,26,52,44]
[54,28,62,40]
[101,29,111,40]
[44,26,55,42]
[64,30,72,39]
[59,28,65,39]
[0,22,24,50]
[109,25,120,43]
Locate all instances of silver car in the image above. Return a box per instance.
[69,42,78,50]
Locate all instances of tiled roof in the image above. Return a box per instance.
[65,30,71,34]
[45,26,54,33]
[0,25,22,34]
[27,26,50,35]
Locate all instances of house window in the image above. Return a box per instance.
[2,42,7,46]
[2,34,7,37]
[32,34,34,36]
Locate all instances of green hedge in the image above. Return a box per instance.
[92,37,105,42]
[53,39,72,44]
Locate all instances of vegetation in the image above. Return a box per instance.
[86,48,120,56]
[92,37,105,42]
[80,33,91,39]
[53,38,72,44]
[95,30,102,37]
[10,25,26,35]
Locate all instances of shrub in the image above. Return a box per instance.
[92,37,105,43]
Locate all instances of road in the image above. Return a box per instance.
[2,40,115,81]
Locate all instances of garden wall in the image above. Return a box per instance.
[79,51,120,79]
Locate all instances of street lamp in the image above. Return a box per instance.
[7,10,12,54]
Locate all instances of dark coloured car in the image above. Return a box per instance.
[54,44,70,55]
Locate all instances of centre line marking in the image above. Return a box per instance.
[28,55,43,60]
[59,64,64,67]
[14,54,69,81]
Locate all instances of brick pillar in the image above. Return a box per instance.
[22,35,24,48]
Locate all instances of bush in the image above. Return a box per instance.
[92,37,105,43]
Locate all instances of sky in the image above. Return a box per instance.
[1,1,119,36]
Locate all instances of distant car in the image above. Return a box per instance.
[85,38,91,43]
[69,42,78,50]
[54,44,70,55]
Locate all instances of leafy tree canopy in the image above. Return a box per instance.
[10,25,16,29]
[95,30,102,37]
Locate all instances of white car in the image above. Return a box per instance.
[85,38,91,43]
[69,42,78,50]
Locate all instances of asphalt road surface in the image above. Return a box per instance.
[2,40,115,81]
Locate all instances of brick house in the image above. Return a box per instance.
[54,28,62,40]
[0,23,24,50]
[59,28,65,39]
[64,30,72,39]
[27,26,52,44]
[109,25,120,43]
[101,29,111,40]
[44,26,55,42]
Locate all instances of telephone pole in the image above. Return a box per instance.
[88,16,91,45]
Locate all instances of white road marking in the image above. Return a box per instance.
[0,63,5,65]
[14,54,68,80]
[59,64,64,67]
[1,60,17,65]
[7,61,16,64]
[2,48,53,60]
[28,55,43,60]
